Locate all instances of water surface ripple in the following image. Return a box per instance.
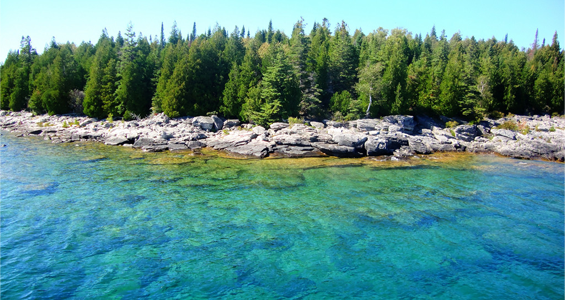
[1,132,563,299]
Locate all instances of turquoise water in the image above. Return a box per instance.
[1,132,563,299]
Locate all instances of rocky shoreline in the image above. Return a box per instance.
[1,110,564,162]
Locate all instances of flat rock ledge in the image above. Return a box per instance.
[1,111,564,162]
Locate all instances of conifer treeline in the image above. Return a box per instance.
[1,20,563,125]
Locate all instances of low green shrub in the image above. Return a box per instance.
[549,126,556,132]
[288,117,304,128]
[445,120,458,128]
[495,121,519,131]
[62,121,69,128]
[489,111,504,119]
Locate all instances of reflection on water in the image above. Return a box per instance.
[1,132,563,299]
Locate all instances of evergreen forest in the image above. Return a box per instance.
[1,19,563,126]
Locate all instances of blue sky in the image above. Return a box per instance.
[0,0,563,62]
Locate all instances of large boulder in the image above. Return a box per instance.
[252,126,266,135]
[104,136,130,146]
[133,138,154,148]
[187,140,205,149]
[269,122,289,131]
[210,115,224,130]
[168,142,188,151]
[356,119,381,131]
[79,118,96,127]
[272,134,311,146]
[454,125,479,142]
[365,137,393,156]
[312,142,359,157]
[142,145,169,152]
[192,116,215,131]
[310,121,325,129]
[274,145,323,157]
[207,131,257,150]
[223,119,240,128]
[224,141,270,158]
[408,136,433,154]
[491,129,517,141]
[383,115,415,133]
[332,133,368,148]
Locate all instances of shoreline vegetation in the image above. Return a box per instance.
[1,110,564,162]
[1,20,563,128]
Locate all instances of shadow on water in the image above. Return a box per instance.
[21,182,59,196]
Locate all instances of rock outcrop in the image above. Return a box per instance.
[1,111,564,161]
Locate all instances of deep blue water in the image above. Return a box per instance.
[1,131,563,299]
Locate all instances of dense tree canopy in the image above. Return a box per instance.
[1,20,563,124]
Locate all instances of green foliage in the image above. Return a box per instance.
[62,121,69,128]
[1,21,563,122]
[107,113,113,123]
[445,120,459,128]
[242,43,300,127]
[288,116,304,128]
[549,126,556,132]
[495,120,519,131]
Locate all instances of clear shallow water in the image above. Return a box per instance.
[1,132,563,300]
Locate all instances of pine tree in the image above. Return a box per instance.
[242,43,300,126]
[190,22,197,42]
[328,21,358,95]
[83,31,117,118]
[438,42,464,116]
[169,21,180,45]
[115,24,153,117]
[8,36,36,111]
[290,18,322,118]
[220,62,242,118]
[0,51,19,110]
[160,22,166,48]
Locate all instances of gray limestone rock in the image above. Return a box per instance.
[310,121,325,129]
[274,146,322,157]
[79,118,96,127]
[332,133,368,148]
[365,137,393,156]
[104,136,130,146]
[272,134,311,146]
[252,126,266,135]
[133,138,155,148]
[356,119,381,131]
[142,145,169,152]
[192,116,215,131]
[223,119,240,128]
[454,125,479,142]
[383,115,415,133]
[408,137,433,154]
[211,115,224,130]
[312,142,359,157]
[393,146,415,158]
[187,141,205,149]
[491,129,517,140]
[168,142,188,151]
[224,141,270,158]
[269,122,289,131]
